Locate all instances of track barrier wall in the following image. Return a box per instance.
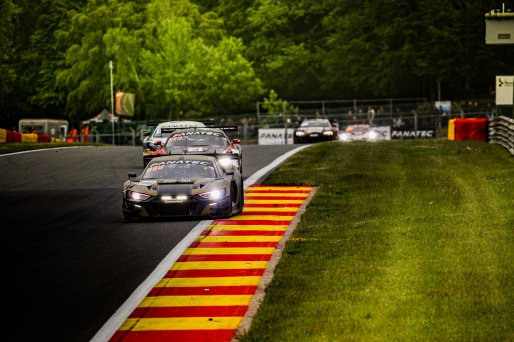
[453,118,489,142]
[448,119,456,140]
[21,133,38,143]
[0,129,64,143]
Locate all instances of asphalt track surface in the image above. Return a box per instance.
[2,144,299,342]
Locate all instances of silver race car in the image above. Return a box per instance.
[142,120,207,167]
[122,155,243,221]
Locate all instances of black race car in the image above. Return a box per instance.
[122,155,243,221]
[150,127,243,172]
[293,118,339,143]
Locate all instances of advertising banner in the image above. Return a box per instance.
[372,126,391,140]
[258,128,294,145]
[496,76,513,105]
[391,129,436,139]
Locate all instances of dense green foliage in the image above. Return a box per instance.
[1,0,513,127]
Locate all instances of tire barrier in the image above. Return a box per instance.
[489,116,514,156]
[0,129,64,143]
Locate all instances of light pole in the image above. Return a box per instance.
[110,60,115,144]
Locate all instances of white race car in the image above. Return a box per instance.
[339,124,379,141]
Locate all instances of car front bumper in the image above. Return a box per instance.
[122,196,232,219]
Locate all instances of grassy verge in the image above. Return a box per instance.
[239,140,514,341]
[0,142,106,154]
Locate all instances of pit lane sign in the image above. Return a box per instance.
[496,76,514,105]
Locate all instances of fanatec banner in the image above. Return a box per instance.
[258,128,294,145]
[391,129,436,139]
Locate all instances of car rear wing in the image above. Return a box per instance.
[214,126,238,132]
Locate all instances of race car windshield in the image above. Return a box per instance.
[143,163,217,179]
[301,121,331,128]
[166,135,228,148]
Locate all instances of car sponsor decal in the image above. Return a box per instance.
[110,185,315,342]
[150,160,211,167]
[187,147,207,152]
[172,131,224,137]
[156,179,194,184]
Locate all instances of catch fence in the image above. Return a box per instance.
[81,98,501,145]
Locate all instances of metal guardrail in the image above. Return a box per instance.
[489,116,514,156]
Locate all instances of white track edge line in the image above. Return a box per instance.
[0,146,84,157]
[90,144,310,342]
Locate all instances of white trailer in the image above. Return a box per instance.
[19,118,68,139]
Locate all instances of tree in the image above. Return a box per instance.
[227,0,328,100]
[139,0,263,119]
[56,0,146,121]
[0,0,20,127]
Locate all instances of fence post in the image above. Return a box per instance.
[130,128,135,146]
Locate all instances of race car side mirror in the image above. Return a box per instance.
[128,172,137,179]
[232,139,241,144]
[225,169,234,176]
[142,130,150,136]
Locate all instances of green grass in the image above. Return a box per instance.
[239,140,514,341]
[0,142,105,154]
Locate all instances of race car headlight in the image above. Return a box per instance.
[295,131,305,137]
[129,191,151,202]
[339,133,350,141]
[199,189,225,200]
[323,131,333,136]
[368,131,378,140]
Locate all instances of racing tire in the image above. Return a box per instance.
[231,180,244,216]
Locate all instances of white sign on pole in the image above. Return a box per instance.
[496,76,514,105]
